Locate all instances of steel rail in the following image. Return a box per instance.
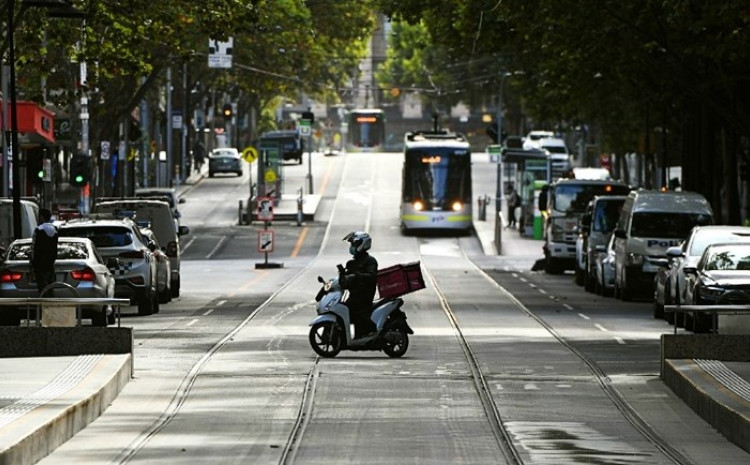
[278,359,321,465]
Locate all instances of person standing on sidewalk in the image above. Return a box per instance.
[30,208,58,295]
[506,184,519,229]
[193,139,206,173]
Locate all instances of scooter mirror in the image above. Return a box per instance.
[317,276,325,283]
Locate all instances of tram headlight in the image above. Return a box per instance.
[413,200,425,211]
[451,201,462,212]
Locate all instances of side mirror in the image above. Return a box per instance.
[178,225,190,236]
[174,211,182,219]
[683,266,697,275]
[179,198,186,204]
[666,246,683,258]
[614,229,627,239]
[147,241,158,252]
[581,213,592,229]
[106,257,120,270]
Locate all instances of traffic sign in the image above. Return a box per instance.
[264,169,277,183]
[299,119,311,136]
[242,146,258,163]
[258,229,274,253]
[257,197,274,222]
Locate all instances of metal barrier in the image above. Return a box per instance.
[664,304,750,334]
[0,297,131,328]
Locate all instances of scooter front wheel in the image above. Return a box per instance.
[383,328,409,358]
[309,322,343,358]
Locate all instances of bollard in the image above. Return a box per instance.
[477,195,487,221]
[239,200,244,225]
[296,188,304,226]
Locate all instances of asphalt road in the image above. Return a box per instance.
[37,151,750,465]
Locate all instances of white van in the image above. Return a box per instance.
[93,199,189,297]
[0,199,39,253]
[613,190,713,301]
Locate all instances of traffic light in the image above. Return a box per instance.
[69,155,90,187]
[222,103,233,119]
[29,156,44,184]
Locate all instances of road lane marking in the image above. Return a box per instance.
[206,236,227,259]
[186,319,199,327]
[217,300,227,306]
[290,227,309,258]
[614,337,626,345]
[524,383,539,390]
[203,309,214,316]
[563,304,574,310]
[538,288,547,294]
[181,236,196,253]
[578,313,590,320]
[595,323,609,332]
[228,271,269,298]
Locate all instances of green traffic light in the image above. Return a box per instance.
[37,170,44,179]
[75,175,84,183]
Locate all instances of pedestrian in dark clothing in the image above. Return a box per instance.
[340,231,378,338]
[30,208,58,295]
[506,185,519,229]
[193,139,206,173]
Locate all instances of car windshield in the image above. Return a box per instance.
[7,241,89,260]
[631,212,712,239]
[593,199,625,233]
[552,184,629,214]
[60,226,134,248]
[689,230,750,257]
[704,247,750,271]
[211,149,238,158]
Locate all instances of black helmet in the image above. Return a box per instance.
[343,231,372,254]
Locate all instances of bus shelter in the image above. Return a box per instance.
[500,147,551,239]
[257,137,285,204]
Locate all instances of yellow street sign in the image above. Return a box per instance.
[264,169,277,183]
[242,146,258,163]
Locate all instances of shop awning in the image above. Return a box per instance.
[0,101,56,145]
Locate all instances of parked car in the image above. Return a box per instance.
[613,190,713,301]
[683,242,750,332]
[134,187,185,219]
[58,218,160,315]
[209,147,242,177]
[574,195,627,291]
[0,237,116,326]
[653,225,750,320]
[0,198,39,254]
[140,227,171,304]
[92,199,188,298]
[593,234,617,297]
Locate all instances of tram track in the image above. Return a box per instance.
[419,236,696,465]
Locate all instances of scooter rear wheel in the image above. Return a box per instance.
[383,329,409,358]
[309,322,343,358]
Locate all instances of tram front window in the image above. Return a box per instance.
[404,149,470,210]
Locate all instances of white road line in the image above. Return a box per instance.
[186,319,199,327]
[181,236,196,253]
[495,384,504,391]
[206,236,227,259]
[614,337,626,345]
[578,313,590,320]
[538,288,547,294]
[203,309,214,316]
[594,323,609,332]
[562,304,574,310]
[524,383,539,390]
[519,277,527,283]
[217,300,227,306]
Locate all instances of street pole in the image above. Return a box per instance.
[8,0,21,238]
[307,133,313,194]
[166,67,173,187]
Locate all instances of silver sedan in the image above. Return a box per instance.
[0,237,116,326]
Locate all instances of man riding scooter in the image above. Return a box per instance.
[340,231,378,339]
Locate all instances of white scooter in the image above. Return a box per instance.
[308,265,413,358]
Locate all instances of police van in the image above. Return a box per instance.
[612,190,713,301]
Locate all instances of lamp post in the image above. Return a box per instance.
[7,0,83,238]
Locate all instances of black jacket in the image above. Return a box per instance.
[342,251,378,313]
[31,222,58,271]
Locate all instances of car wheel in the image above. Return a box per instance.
[298,157,303,165]
[574,266,584,286]
[209,171,214,178]
[159,286,171,304]
[545,256,563,275]
[152,294,160,314]
[653,300,664,319]
[237,171,242,177]
[137,296,154,316]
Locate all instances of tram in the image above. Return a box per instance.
[401,131,473,233]
[346,108,386,151]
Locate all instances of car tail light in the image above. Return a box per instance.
[1,270,22,282]
[128,276,145,285]
[166,241,178,258]
[70,268,96,281]
[119,250,145,259]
